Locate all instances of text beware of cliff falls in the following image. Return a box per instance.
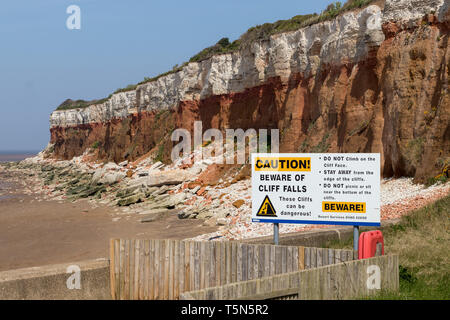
[251,153,381,227]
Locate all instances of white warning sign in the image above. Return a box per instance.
[251,153,380,226]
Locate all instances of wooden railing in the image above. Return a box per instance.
[180,255,399,300]
[109,239,355,300]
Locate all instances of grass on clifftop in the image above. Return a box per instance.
[327,194,450,299]
[56,0,378,110]
[55,96,111,111]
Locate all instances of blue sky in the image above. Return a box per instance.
[0,0,332,152]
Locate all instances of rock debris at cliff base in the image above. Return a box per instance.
[1,147,448,242]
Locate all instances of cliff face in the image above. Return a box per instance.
[49,0,449,181]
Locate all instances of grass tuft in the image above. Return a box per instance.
[329,195,450,299]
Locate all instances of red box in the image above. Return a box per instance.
[358,230,384,259]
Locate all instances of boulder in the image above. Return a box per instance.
[145,192,188,210]
[191,186,201,194]
[92,168,106,183]
[165,192,188,209]
[103,162,120,171]
[151,185,169,196]
[140,210,166,223]
[177,212,191,219]
[138,172,149,177]
[116,185,140,198]
[78,185,106,198]
[149,161,164,170]
[196,208,213,219]
[117,193,145,206]
[203,217,217,227]
[99,171,126,185]
[138,209,167,215]
[232,199,245,208]
[119,160,129,167]
[216,218,228,226]
[145,170,194,188]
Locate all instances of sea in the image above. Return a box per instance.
[0,151,38,163]
[0,151,38,200]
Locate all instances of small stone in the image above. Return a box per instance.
[140,210,166,223]
[188,182,201,189]
[203,217,217,227]
[232,199,245,208]
[118,160,129,167]
[117,193,145,206]
[191,186,201,194]
[149,161,164,170]
[216,218,227,226]
[197,186,207,196]
[138,172,149,177]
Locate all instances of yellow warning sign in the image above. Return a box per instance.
[254,157,311,172]
[256,195,277,217]
[322,201,366,213]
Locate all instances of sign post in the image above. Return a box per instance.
[252,153,380,248]
[353,225,359,252]
[273,223,279,245]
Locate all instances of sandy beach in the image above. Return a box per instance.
[0,167,217,271]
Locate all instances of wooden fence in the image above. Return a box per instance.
[180,255,399,300]
[109,239,355,300]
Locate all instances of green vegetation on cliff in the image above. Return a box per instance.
[56,97,111,111]
[56,0,378,111]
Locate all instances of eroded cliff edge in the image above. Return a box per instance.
[49,0,450,182]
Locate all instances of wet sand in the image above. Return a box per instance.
[0,170,217,271]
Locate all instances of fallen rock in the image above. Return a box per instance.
[216,218,227,226]
[77,185,106,198]
[165,192,188,209]
[119,160,128,167]
[214,208,230,219]
[116,185,140,198]
[138,209,167,215]
[197,186,207,196]
[140,210,166,223]
[146,170,194,188]
[177,211,191,219]
[203,217,217,227]
[191,186,201,194]
[151,185,169,196]
[232,199,245,208]
[99,171,126,185]
[149,161,164,170]
[196,209,213,220]
[117,193,145,206]
[103,162,120,171]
